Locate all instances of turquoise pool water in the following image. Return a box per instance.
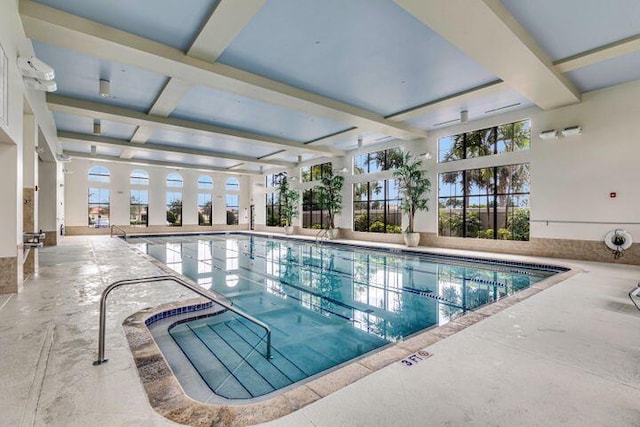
[131,233,563,399]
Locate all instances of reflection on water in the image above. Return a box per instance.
[138,235,553,342]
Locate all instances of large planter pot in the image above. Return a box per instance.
[327,228,339,240]
[284,226,294,235]
[403,232,420,247]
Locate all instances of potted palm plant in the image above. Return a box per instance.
[277,174,299,235]
[393,152,431,247]
[315,169,344,239]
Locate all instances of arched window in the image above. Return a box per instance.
[88,166,110,227]
[197,175,213,226]
[130,169,149,227]
[166,173,183,226]
[226,177,239,225]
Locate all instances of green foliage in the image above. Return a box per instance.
[507,208,530,241]
[276,175,299,227]
[314,169,344,229]
[393,152,431,233]
[369,220,386,233]
[354,212,369,232]
[166,199,182,226]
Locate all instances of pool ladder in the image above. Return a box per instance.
[110,224,128,239]
[93,275,272,365]
[315,228,328,245]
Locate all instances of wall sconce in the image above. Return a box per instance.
[460,110,469,124]
[93,120,101,135]
[333,167,348,174]
[539,129,559,140]
[418,152,432,160]
[561,126,582,137]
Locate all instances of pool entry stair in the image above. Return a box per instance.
[169,303,387,399]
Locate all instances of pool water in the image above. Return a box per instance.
[131,234,563,399]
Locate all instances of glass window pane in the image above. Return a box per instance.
[89,166,110,183]
[439,135,463,163]
[130,169,148,186]
[166,173,183,188]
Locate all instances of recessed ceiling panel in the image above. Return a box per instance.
[53,112,136,140]
[405,89,533,130]
[132,150,239,169]
[218,0,498,116]
[32,0,220,51]
[148,128,279,158]
[33,41,168,112]
[502,0,640,61]
[564,51,640,93]
[172,86,350,142]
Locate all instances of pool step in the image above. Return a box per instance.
[170,308,388,399]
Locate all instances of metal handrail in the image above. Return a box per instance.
[629,283,640,312]
[93,275,272,365]
[110,225,128,239]
[315,228,328,245]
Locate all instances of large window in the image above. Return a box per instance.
[439,119,530,163]
[197,175,213,226]
[302,188,326,229]
[354,147,403,174]
[353,180,401,233]
[265,172,286,226]
[438,164,530,240]
[301,163,331,229]
[88,166,110,227]
[226,177,239,225]
[130,169,148,227]
[166,173,183,226]
[301,162,331,182]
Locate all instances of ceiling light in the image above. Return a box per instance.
[333,167,348,174]
[18,56,55,80]
[561,126,582,137]
[460,110,469,124]
[57,153,72,162]
[419,152,432,160]
[484,103,521,114]
[99,79,111,97]
[432,118,459,127]
[539,129,559,140]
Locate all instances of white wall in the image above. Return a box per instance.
[64,159,250,227]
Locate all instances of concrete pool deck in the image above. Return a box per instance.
[1,235,638,426]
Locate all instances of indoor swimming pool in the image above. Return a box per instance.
[128,233,566,400]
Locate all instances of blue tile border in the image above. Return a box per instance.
[145,301,214,326]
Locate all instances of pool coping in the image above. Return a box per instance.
[120,236,580,426]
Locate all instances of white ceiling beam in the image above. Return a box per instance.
[554,33,640,73]
[64,150,260,175]
[386,80,506,122]
[132,2,266,145]
[393,0,581,110]
[47,94,345,156]
[59,131,296,167]
[20,0,426,139]
[187,0,267,64]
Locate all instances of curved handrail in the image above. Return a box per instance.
[315,228,328,245]
[93,275,272,365]
[110,225,127,239]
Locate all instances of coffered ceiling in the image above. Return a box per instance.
[18,0,640,174]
